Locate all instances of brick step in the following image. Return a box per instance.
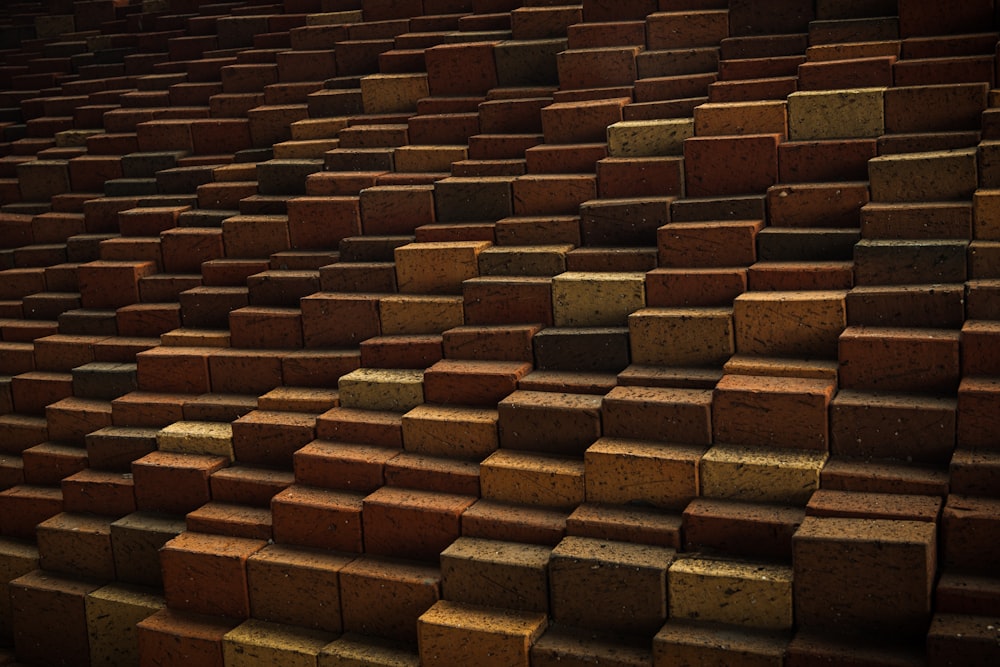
[808,15,900,45]
[707,76,797,103]
[936,569,1000,615]
[701,442,827,505]
[747,260,854,291]
[718,54,805,81]
[846,284,964,328]
[806,489,942,522]
[854,239,968,285]
[480,448,583,510]
[0,484,64,539]
[838,325,960,392]
[757,226,860,262]
[893,55,995,88]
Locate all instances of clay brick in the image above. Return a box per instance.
[61,468,136,517]
[512,174,597,216]
[316,406,403,448]
[549,535,673,635]
[596,156,685,199]
[111,512,186,588]
[463,276,555,326]
[831,390,956,464]
[480,450,584,510]
[394,241,490,295]
[958,377,1000,450]
[794,515,936,637]
[338,368,424,412]
[653,620,788,667]
[318,633,419,666]
[131,450,228,514]
[11,371,74,415]
[779,138,876,183]
[208,349,284,396]
[135,346,213,394]
[684,134,780,197]
[37,512,114,580]
[701,443,827,505]
[787,88,885,141]
[210,465,293,509]
[78,260,157,309]
[441,537,549,613]
[628,307,734,367]
[885,83,988,134]
[401,403,499,461]
[22,442,87,486]
[419,600,547,667]
[733,290,847,359]
[551,271,645,327]
[603,385,711,443]
[85,425,159,472]
[271,485,364,552]
[222,618,334,667]
[564,503,680,550]
[670,557,793,630]
[300,293,381,348]
[806,489,942,523]
[557,47,640,89]
[534,626,652,666]
[821,458,949,497]
[157,420,233,460]
[942,495,1000,571]
[684,496,803,560]
[798,56,895,91]
[363,486,475,561]
[86,583,165,667]
[927,613,1000,667]
[498,390,602,456]
[137,607,238,667]
[584,438,704,509]
[694,100,787,138]
[425,41,498,96]
[869,148,978,202]
[293,440,398,493]
[606,118,692,157]
[340,555,441,643]
[838,326,960,393]
[10,569,102,667]
[423,359,531,407]
[359,185,435,235]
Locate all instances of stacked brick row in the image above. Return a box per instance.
[0,0,997,664]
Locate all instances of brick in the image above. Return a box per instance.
[532,626,651,666]
[394,241,490,295]
[61,468,136,517]
[86,583,165,667]
[733,290,846,359]
[271,485,364,552]
[463,276,555,326]
[11,570,102,667]
[869,148,978,202]
[85,426,159,472]
[958,377,1000,450]
[512,174,597,216]
[831,390,956,464]
[936,571,1000,616]
[821,458,949,497]
[440,537,549,613]
[208,349,285,396]
[798,56,895,91]
[338,368,424,412]
[684,134,780,197]
[135,346,213,394]
[654,621,788,667]
[363,486,475,561]
[606,118,692,158]
[942,495,1000,571]
[927,613,1000,667]
[838,326,961,393]
[794,515,936,637]
[557,47,640,89]
[604,384,712,441]
[565,503,681,550]
[778,138,876,183]
[157,420,233,460]
[532,327,630,373]
[584,438,704,509]
[11,371,74,415]
[806,489,942,523]
[596,156,684,199]
[400,403,498,461]
[669,557,793,630]
[481,450,584,510]
[425,41,498,96]
[636,296,737,359]
[847,284,965,329]
[131,450,228,515]
[549,535,673,635]
[294,440,398,493]
[300,293,381,348]
[209,465,293,509]
[110,512,186,588]
[551,271,645,327]
[951,448,1000,497]
[340,555,441,643]
[78,260,157,309]
[22,442,87,486]
[422,358,529,406]
[137,608,238,667]
[497,390,602,456]
[37,511,114,580]
[0,485,64,539]
[222,618,334,667]
[694,100,787,138]
[318,633,418,666]
[787,88,885,141]
[419,600,546,667]
[701,444,827,505]
[885,83,988,133]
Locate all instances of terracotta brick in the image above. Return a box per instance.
[512,174,597,216]
[839,326,960,393]
[131,450,227,514]
[942,495,1000,571]
[463,276,555,326]
[78,260,157,309]
[927,613,1000,667]
[110,512,186,588]
[208,349,284,396]
[271,485,364,552]
[230,410,315,468]
[10,569,102,667]
[441,537,550,613]
[734,290,847,358]
[821,458,949,498]
[601,385,711,443]
[684,134,780,197]
[557,47,640,89]
[870,148,978,203]
[135,346,213,394]
[137,607,238,667]
[363,486,475,561]
[340,555,441,643]
[480,450,584,510]
[424,359,531,407]
[11,371,74,415]
[425,41,499,96]
[683,497,804,560]
[85,425,159,472]
[794,515,936,638]
[22,442,87,486]
[37,512,115,580]
[419,600,546,667]
[806,489,942,523]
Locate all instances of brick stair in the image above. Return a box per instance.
[0,0,999,663]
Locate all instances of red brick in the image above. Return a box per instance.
[77,260,157,309]
[683,497,804,560]
[286,196,361,249]
[424,359,532,406]
[316,407,403,448]
[61,468,136,516]
[10,570,102,667]
[363,486,476,561]
[231,410,315,469]
[839,326,960,393]
[339,555,441,643]
[161,531,266,618]
[684,134,780,197]
[271,485,365,552]
[135,346,212,395]
[131,451,228,515]
[0,485,63,540]
[425,41,499,96]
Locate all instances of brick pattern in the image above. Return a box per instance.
[0,0,996,664]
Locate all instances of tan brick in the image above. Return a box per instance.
[318,634,419,666]
[701,444,828,505]
[607,118,693,157]
[401,404,498,460]
[418,600,547,667]
[378,294,464,335]
[394,241,490,294]
[669,557,793,630]
[734,290,846,358]
[787,88,886,140]
[629,307,734,367]
[157,421,234,460]
[223,619,335,667]
[338,368,424,412]
[361,73,429,114]
[552,271,645,327]
[86,583,165,667]
[869,148,978,202]
[585,438,705,509]
[481,450,584,510]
